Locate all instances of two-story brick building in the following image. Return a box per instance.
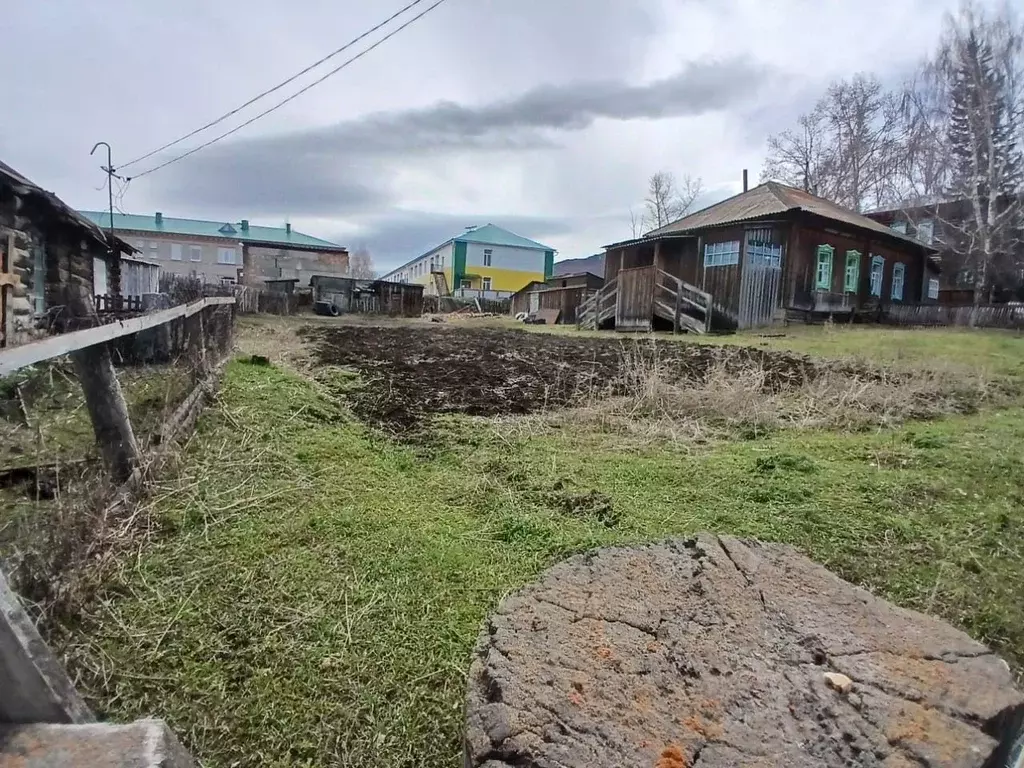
[78,211,349,285]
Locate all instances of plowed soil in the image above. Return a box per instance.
[299,325,853,431]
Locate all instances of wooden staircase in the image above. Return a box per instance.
[431,270,455,311]
[578,268,712,333]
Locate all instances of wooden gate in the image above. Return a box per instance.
[615,266,655,332]
[738,228,783,329]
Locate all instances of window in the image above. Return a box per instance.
[460,279,471,289]
[217,247,237,265]
[917,219,934,245]
[170,244,183,261]
[703,240,740,267]
[891,262,905,300]
[815,245,834,290]
[482,277,492,292]
[148,240,159,251]
[891,221,907,234]
[190,246,203,262]
[747,241,782,268]
[927,277,940,300]
[483,249,493,267]
[844,250,860,293]
[870,255,885,297]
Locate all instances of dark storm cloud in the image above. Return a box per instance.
[151,57,771,215]
[344,211,576,270]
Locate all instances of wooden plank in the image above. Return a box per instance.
[0,296,235,377]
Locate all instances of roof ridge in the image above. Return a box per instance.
[764,181,798,209]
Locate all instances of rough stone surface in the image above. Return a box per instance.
[464,536,1023,768]
[0,719,195,767]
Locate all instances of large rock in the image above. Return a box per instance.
[464,536,1023,768]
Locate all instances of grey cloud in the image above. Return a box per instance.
[150,57,770,216]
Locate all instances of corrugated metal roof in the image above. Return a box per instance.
[456,224,553,251]
[0,160,134,253]
[77,211,346,251]
[645,182,938,251]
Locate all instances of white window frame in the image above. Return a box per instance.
[870,255,885,297]
[483,249,493,267]
[703,240,740,268]
[190,246,203,263]
[217,247,237,266]
[170,244,183,262]
[891,262,905,300]
[927,277,940,300]
[482,277,492,292]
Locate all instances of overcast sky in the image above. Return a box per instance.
[2,0,984,270]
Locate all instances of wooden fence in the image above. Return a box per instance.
[0,296,235,482]
[94,294,143,314]
[880,303,1024,329]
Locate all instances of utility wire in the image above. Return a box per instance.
[130,0,449,180]
[120,0,431,170]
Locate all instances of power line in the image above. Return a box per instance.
[129,0,450,181]
[120,0,431,170]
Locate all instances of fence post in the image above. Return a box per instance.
[68,286,141,484]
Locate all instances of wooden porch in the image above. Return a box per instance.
[578,265,712,333]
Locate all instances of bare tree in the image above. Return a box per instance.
[348,245,377,280]
[629,207,644,238]
[643,171,704,232]
[762,74,903,211]
[761,109,830,195]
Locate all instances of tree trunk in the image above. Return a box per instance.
[71,345,140,483]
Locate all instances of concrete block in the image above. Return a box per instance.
[0,720,195,767]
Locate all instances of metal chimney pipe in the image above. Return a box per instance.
[743,169,749,193]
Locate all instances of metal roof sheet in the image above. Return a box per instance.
[644,182,938,251]
[0,160,134,253]
[77,211,346,251]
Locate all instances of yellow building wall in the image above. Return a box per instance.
[463,266,544,292]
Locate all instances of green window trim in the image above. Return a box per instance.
[844,250,860,293]
[815,245,834,291]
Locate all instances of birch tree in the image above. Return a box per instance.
[937,2,1023,304]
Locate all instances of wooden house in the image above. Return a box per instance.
[581,182,941,333]
[1,160,134,348]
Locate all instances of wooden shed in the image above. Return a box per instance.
[310,275,424,317]
[582,182,940,333]
[1,160,134,347]
[510,273,604,324]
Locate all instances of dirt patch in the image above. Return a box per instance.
[463,536,1023,767]
[299,325,846,432]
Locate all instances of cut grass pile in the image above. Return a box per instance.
[53,322,1024,768]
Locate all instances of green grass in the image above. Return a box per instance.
[61,335,1024,768]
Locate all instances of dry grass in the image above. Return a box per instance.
[505,338,999,444]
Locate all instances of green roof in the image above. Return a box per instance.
[454,224,553,251]
[77,211,346,251]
